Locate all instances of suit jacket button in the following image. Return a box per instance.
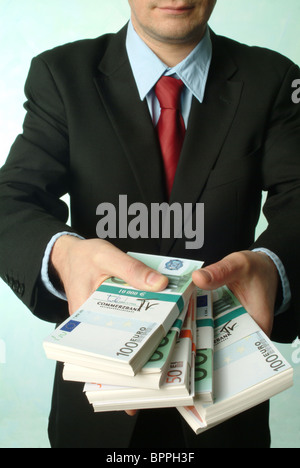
[12,280,20,293]
[17,284,25,297]
[8,277,14,288]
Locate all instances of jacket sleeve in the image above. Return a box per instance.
[251,62,300,342]
[0,55,77,323]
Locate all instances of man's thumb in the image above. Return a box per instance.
[116,255,169,292]
[192,254,239,289]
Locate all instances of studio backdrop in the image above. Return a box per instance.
[0,0,299,448]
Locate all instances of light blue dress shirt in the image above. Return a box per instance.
[41,21,291,314]
[126,19,212,128]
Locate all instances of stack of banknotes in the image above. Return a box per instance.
[44,253,294,434]
[178,286,294,433]
[43,252,203,377]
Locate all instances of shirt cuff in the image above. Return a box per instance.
[252,247,291,315]
[41,231,84,301]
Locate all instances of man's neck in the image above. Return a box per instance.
[131,21,207,67]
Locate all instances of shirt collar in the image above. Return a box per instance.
[126,20,212,103]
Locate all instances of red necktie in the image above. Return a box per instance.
[154,76,186,197]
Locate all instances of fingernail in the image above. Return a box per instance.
[200,270,212,283]
[146,271,166,287]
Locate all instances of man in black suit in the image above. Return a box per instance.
[0,0,300,448]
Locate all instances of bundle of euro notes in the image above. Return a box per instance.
[43,252,203,377]
[83,296,197,411]
[78,285,293,427]
[177,286,294,434]
[194,289,214,403]
[82,288,216,412]
[44,252,293,432]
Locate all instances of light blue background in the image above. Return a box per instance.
[0,0,299,448]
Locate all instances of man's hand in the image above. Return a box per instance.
[192,251,279,338]
[50,236,169,418]
[50,236,168,316]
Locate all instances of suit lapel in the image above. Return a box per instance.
[94,26,166,206]
[171,32,243,204]
[162,32,244,254]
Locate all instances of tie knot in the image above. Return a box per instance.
[154,76,184,110]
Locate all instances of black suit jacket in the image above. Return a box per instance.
[1,25,299,338]
[0,25,300,447]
